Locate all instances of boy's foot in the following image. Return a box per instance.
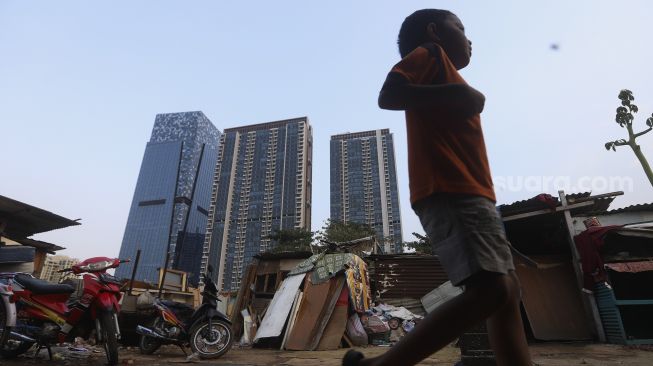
[342,349,365,366]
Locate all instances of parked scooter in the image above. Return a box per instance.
[136,266,233,359]
[0,257,129,365]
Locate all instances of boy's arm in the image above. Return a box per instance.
[378,72,485,117]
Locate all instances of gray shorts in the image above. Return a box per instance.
[413,194,515,286]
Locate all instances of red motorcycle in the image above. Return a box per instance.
[0,257,129,365]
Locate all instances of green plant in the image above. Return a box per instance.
[605,89,653,187]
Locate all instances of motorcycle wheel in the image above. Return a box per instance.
[189,318,233,359]
[99,311,119,365]
[139,317,163,354]
[0,300,33,359]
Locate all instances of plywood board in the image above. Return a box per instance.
[516,256,593,340]
[316,285,349,350]
[285,276,345,350]
[253,273,305,342]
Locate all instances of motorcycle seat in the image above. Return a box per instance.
[15,274,75,295]
[160,300,194,312]
[160,300,195,319]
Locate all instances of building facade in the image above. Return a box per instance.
[116,111,220,284]
[202,117,312,291]
[330,129,403,253]
[39,255,79,284]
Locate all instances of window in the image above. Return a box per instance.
[255,273,278,294]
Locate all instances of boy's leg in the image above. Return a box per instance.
[486,271,532,365]
[360,272,522,366]
[354,195,532,366]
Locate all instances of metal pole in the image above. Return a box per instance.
[159,141,185,297]
[128,249,141,296]
[173,143,206,269]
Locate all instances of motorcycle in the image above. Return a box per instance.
[136,266,233,359]
[0,257,129,365]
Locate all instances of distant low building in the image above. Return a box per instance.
[39,255,79,283]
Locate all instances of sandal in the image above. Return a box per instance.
[342,349,365,366]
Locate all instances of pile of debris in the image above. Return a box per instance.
[235,247,425,351]
[251,252,370,350]
[358,303,423,345]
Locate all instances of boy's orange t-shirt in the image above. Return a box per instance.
[387,43,496,205]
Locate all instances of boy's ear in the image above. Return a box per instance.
[426,22,441,42]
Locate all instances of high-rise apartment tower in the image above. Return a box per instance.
[330,129,403,253]
[202,117,312,291]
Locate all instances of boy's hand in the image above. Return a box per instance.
[452,84,485,117]
[379,74,485,119]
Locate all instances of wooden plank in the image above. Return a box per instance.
[342,334,353,348]
[503,201,594,222]
[309,277,346,350]
[231,263,258,338]
[516,256,593,340]
[253,273,305,342]
[284,276,345,350]
[281,290,302,350]
[559,190,607,342]
[316,284,349,350]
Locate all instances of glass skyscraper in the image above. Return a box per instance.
[116,111,220,285]
[330,129,403,253]
[202,117,312,291]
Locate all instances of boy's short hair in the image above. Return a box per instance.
[397,9,454,58]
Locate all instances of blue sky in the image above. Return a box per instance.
[2,1,652,260]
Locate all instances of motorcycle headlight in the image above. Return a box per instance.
[80,260,113,272]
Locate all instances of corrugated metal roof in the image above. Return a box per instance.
[498,192,615,218]
[366,254,448,300]
[14,238,65,254]
[602,203,653,215]
[0,195,80,239]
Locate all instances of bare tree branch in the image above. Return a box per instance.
[614,139,629,146]
[634,127,653,139]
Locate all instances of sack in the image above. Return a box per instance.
[136,290,155,309]
[364,315,390,334]
[346,313,368,346]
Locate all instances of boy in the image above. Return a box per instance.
[343,9,533,366]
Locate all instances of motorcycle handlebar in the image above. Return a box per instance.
[119,259,131,264]
[202,291,221,302]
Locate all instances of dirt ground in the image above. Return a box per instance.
[3,343,653,365]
